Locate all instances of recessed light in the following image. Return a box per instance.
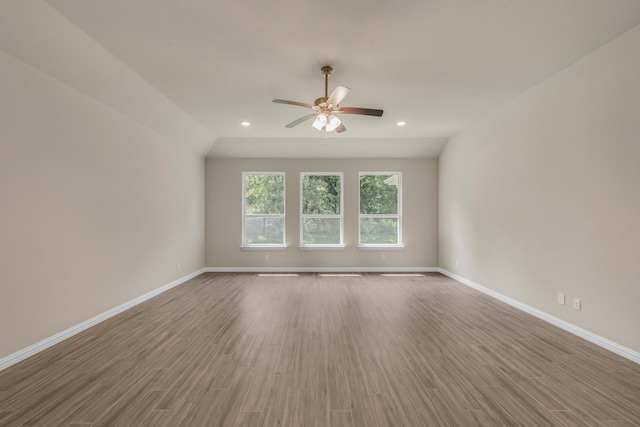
[241,121,251,127]
[396,121,406,127]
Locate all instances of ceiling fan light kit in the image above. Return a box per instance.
[311,113,328,130]
[272,66,383,135]
[325,114,341,132]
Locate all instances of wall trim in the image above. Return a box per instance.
[438,268,640,365]
[0,268,207,372]
[205,266,439,273]
[7,267,634,371]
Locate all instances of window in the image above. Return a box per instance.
[359,172,402,246]
[300,173,343,247]
[242,172,285,247]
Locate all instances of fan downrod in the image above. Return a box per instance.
[320,66,333,99]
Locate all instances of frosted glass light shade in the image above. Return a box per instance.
[312,113,327,130]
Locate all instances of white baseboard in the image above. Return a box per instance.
[0,268,207,372]
[205,266,439,273]
[6,267,635,371]
[438,268,640,365]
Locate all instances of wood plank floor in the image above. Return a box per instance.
[1,272,640,426]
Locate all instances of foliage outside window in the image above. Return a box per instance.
[359,173,402,246]
[300,173,343,246]
[243,173,285,246]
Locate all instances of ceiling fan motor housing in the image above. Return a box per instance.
[314,97,328,107]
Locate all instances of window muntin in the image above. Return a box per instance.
[300,173,343,246]
[242,172,285,246]
[359,173,402,246]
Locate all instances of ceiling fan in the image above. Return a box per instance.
[272,66,383,134]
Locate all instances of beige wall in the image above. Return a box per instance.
[439,26,640,352]
[0,50,205,359]
[206,158,438,269]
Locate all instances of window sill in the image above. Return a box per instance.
[299,245,346,251]
[358,244,404,251]
[241,245,287,251]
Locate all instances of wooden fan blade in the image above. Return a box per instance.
[285,113,317,128]
[273,99,314,109]
[326,85,351,107]
[335,123,347,133]
[339,107,384,117]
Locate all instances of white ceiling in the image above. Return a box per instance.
[9,1,640,157]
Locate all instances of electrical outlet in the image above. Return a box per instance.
[176,263,180,271]
[573,298,581,311]
[264,254,269,261]
[381,254,385,261]
[456,259,460,269]
[558,293,565,305]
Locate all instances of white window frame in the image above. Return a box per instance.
[358,172,403,249]
[300,172,344,249]
[242,172,286,249]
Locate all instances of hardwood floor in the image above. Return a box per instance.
[1,272,639,426]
